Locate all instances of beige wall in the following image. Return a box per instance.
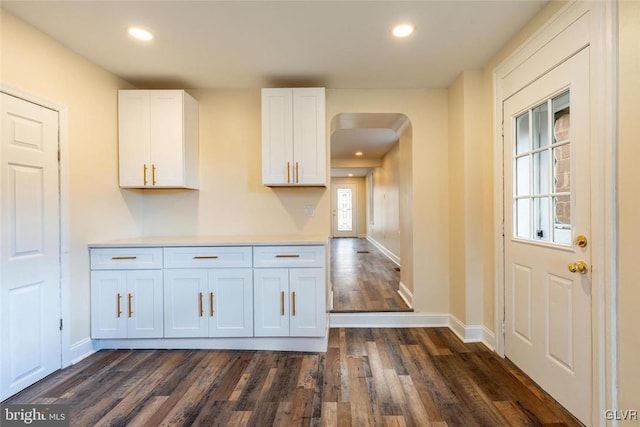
[327,90,448,311]
[141,89,329,237]
[478,1,569,332]
[448,71,484,326]
[368,144,400,258]
[617,0,640,414]
[0,10,142,344]
[330,176,366,238]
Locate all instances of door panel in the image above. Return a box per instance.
[1,93,61,400]
[90,271,127,339]
[289,268,325,337]
[127,271,163,338]
[209,269,253,337]
[503,48,591,423]
[163,269,208,337]
[253,269,289,337]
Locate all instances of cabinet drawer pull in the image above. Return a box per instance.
[143,164,148,186]
[275,254,300,258]
[128,293,133,318]
[112,256,137,260]
[193,255,219,259]
[199,292,204,317]
[280,291,285,316]
[117,293,122,318]
[292,291,296,316]
[210,292,214,317]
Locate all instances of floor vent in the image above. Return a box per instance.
[356,250,370,254]
[394,267,401,272]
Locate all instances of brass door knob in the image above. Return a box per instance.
[568,260,589,274]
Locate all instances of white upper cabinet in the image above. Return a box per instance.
[261,88,326,186]
[118,90,199,189]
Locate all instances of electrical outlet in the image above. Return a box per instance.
[303,205,315,217]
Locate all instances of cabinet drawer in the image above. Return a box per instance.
[164,247,252,268]
[253,245,325,268]
[90,248,163,270]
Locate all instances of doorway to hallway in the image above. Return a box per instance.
[330,238,411,312]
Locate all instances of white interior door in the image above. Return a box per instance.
[332,182,357,238]
[503,48,591,424]
[1,93,61,400]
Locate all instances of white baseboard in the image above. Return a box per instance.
[366,236,400,266]
[448,315,496,349]
[358,234,367,239]
[330,312,449,328]
[68,337,99,366]
[398,281,413,308]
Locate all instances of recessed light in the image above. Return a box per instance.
[392,23,414,38]
[348,174,354,177]
[355,151,363,156]
[128,27,153,41]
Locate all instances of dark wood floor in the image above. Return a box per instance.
[331,238,411,312]
[5,327,580,426]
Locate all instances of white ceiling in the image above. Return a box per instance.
[2,0,548,90]
[2,0,548,178]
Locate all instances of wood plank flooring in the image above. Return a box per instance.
[5,328,581,426]
[331,238,411,312]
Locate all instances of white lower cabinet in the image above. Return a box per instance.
[164,268,253,338]
[254,267,325,337]
[91,270,163,339]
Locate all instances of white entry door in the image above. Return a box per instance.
[332,182,357,238]
[0,93,61,400]
[503,48,591,424]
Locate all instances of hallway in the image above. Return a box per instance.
[331,238,411,312]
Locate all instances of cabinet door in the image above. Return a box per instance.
[126,270,163,338]
[119,91,151,187]
[91,271,127,339]
[254,269,290,337]
[208,269,253,337]
[262,88,293,185]
[292,88,326,185]
[163,269,208,337]
[289,268,326,337]
[150,90,185,187]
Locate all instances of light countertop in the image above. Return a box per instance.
[89,235,329,248]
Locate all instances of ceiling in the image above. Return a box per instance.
[2,0,548,177]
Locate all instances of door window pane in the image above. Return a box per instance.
[533,150,550,195]
[532,102,549,149]
[512,91,571,245]
[516,112,530,155]
[337,188,353,232]
[516,156,530,196]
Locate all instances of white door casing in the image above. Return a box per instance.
[0,93,61,401]
[503,48,591,423]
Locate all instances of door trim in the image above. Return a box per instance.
[492,1,617,424]
[331,180,359,238]
[1,83,72,368]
